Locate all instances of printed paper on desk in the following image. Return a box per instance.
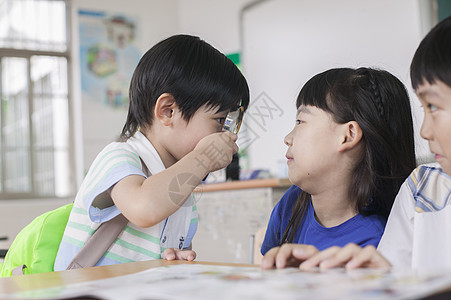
[4,264,451,300]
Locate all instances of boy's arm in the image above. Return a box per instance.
[110,131,237,228]
[376,181,415,269]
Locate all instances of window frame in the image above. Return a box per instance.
[0,0,75,200]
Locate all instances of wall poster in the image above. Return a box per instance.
[78,10,141,109]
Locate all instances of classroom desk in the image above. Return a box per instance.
[1,260,451,299]
[0,260,256,295]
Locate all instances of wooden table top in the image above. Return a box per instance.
[2,260,451,299]
[0,260,257,294]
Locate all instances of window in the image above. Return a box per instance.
[0,0,74,199]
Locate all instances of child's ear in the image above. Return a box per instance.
[154,93,177,126]
[337,121,363,152]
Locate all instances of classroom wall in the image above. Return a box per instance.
[242,0,434,175]
[0,0,183,248]
[75,0,433,179]
[0,0,254,249]
[74,0,252,176]
[0,0,437,251]
[71,0,180,176]
[178,0,253,54]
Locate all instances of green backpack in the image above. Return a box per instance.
[0,203,73,277]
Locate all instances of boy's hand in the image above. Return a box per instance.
[261,244,319,270]
[193,131,238,173]
[163,248,196,261]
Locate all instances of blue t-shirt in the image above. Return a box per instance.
[261,185,386,255]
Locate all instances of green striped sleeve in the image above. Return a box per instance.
[61,235,85,248]
[67,221,96,235]
[84,155,142,194]
[88,148,140,180]
[114,239,161,259]
[123,226,160,245]
[103,251,136,264]
[72,207,88,215]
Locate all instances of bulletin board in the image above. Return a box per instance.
[78,10,141,109]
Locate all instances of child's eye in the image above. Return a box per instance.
[428,103,438,112]
[296,119,303,125]
[216,118,226,125]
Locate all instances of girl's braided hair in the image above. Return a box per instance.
[281,68,416,245]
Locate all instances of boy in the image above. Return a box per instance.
[54,35,249,270]
[261,16,451,271]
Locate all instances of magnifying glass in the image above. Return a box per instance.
[223,106,244,134]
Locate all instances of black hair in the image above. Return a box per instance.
[411,16,451,90]
[121,34,249,139]
[281,68,416,244]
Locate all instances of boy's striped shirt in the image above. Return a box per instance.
[408,163,451,213]
[54,132,198,271]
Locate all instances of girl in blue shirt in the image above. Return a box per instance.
[261,68,416,265]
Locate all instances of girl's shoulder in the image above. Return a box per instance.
[356,213,386,232]
[271,185,302,217]
[279,185,302,205]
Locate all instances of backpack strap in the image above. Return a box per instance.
[12,265,26,276]
[66,157,150,270]
[66,213,128,270]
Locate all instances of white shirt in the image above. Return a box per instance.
[377,163,451,273]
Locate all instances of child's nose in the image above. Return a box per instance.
[420,114,433,141]
[284,131,293,146]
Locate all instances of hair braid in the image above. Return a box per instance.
[282,67,416,242]
[366,69,386,122]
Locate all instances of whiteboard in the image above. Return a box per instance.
[241,0,432,175]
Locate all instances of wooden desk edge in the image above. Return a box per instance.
[194,178,291,193]
[0,260,258,294]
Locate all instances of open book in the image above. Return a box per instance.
[4,264,451,299]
